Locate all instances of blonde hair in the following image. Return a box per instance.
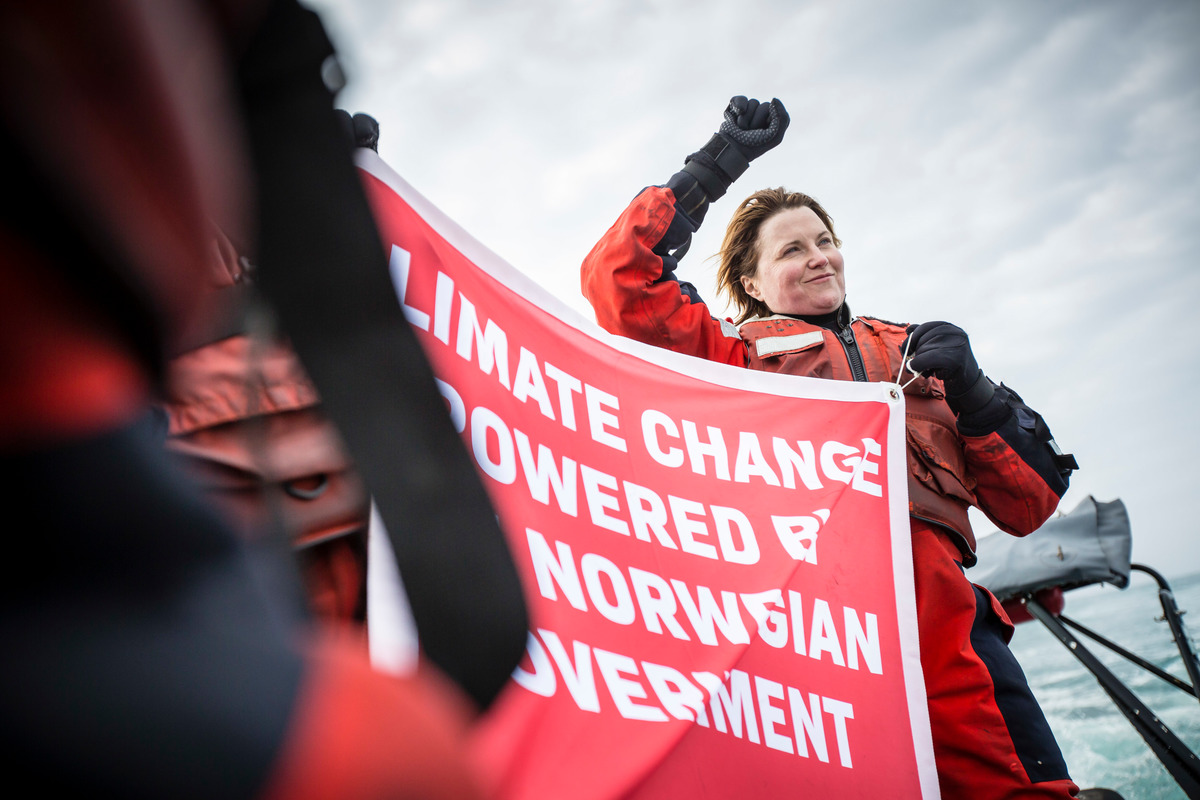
[716,188,841,323]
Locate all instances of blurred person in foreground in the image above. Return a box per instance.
[581,95,1080,799]
[0,1,525,796]
[162,226,370,626]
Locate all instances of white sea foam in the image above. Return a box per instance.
[1006,571,1200,799]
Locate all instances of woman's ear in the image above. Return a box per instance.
[741,274,762,302]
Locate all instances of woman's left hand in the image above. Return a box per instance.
[902,321,994,414]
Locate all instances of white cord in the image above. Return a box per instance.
[895,334,922,390]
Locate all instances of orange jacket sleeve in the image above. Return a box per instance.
[581,186,748,368]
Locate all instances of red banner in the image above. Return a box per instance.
[358,152,937,799]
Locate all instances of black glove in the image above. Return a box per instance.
[721,96,789,160]
[902,321,995,415]
[334,110,379,151]
[679,96,789,204]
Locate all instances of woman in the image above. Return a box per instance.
[582,96,1080,799]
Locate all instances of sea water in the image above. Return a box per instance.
[1005,569,1200,799]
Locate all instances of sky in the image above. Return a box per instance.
[306,0,1200,579]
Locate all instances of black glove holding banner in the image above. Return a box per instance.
[902,321,995,416]
[669,96,789,216]
[334,110,379,151]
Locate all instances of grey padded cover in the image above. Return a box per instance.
[971,496,1132,601]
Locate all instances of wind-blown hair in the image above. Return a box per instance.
[716,188,841,323]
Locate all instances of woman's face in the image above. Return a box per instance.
[741,206,845,317]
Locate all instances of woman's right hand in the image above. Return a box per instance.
[679,96,790,203]
[720,96,790,161]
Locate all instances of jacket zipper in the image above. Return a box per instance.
[837,322,869,382]
[834,319,977,564]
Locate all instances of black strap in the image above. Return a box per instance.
[682,133,750,201]
[235,0,527,710]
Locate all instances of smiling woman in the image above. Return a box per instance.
[719,190,846,321]
[581,94,1081,800]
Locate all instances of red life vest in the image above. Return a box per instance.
[739,314,980,562]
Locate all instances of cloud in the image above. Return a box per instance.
[309,0,1200,575]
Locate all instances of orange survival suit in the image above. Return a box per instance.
[582,182,1080,800]
[161,230,369,624]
